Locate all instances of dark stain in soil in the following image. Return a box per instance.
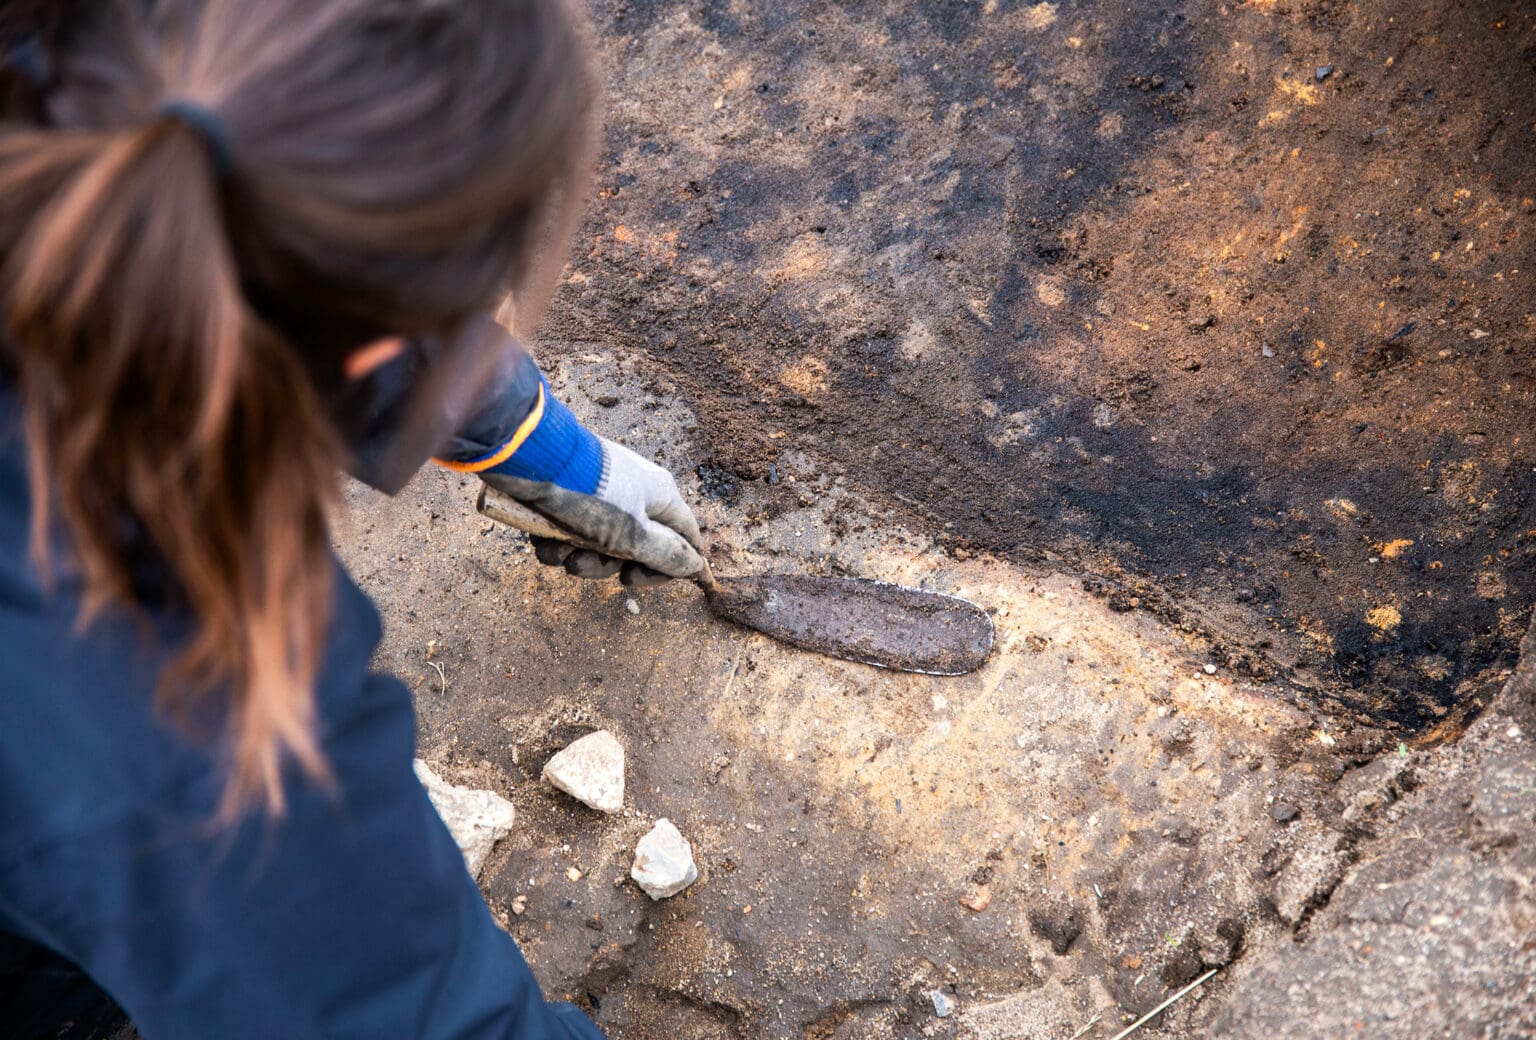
[544,0,1536,733]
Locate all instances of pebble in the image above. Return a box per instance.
[1315,64,1334,81]
[1203,663,1218,675]
[413,760,516,879]
[631,818,699,900]
[961,884,992,912]
[929,991,954,1018]
[624,597,641,615]
[542,730,626,814]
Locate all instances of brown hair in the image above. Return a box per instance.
[0,0,596,815]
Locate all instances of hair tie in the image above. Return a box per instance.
[156,99,233,177]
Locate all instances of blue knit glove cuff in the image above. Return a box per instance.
[484,382,605,495]
[436,378,605,495]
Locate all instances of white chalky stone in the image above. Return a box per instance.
[630,818,699,900]
[414,760,516,880]
[542,730,626,814]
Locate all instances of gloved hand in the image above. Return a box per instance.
[481,439,704,587]
[438,364,703,586]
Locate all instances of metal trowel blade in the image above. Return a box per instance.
[702,574,994,675]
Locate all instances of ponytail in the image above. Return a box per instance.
[0,119,338,816]
[0,0,598,817]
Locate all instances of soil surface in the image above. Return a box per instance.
[336,2,1536,1039]
[549,0,1536,735]
[345,360,1531,1040]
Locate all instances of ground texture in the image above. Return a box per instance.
[340,1,1534,1038]
[555,0,1536,733]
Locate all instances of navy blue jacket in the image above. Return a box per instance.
[0,375,604,1039]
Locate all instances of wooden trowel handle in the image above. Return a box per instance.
[476,484,603,548]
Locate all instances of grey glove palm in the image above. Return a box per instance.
[482,437,704,587]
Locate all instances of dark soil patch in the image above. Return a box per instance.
[545,0,1536,734]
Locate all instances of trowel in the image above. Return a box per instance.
[477,485,994,675]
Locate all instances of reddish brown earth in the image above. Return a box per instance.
[548,0,1536,736]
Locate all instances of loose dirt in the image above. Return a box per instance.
[338,2,1535,1038]
[549,0,1536,735]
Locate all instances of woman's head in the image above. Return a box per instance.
[0,0,598,814]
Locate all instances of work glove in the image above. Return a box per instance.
[481,441,704,587]
[440,369,704,587]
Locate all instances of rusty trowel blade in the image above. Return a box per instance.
[703,574,994,675]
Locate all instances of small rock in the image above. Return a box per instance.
[510,894,528,915]
[543,730,626,813]
[631,818,699,900]
[707,751,732,785]
[1315,64,1334,81]
[566,866,584,882]
[929,991,955,1018]
[1260,344,1276,358]
[414,760,516,879]
[624,597,641,616]
[961,884,993,912]
[1204,663,1218,675]
[1271,800,1300,824]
